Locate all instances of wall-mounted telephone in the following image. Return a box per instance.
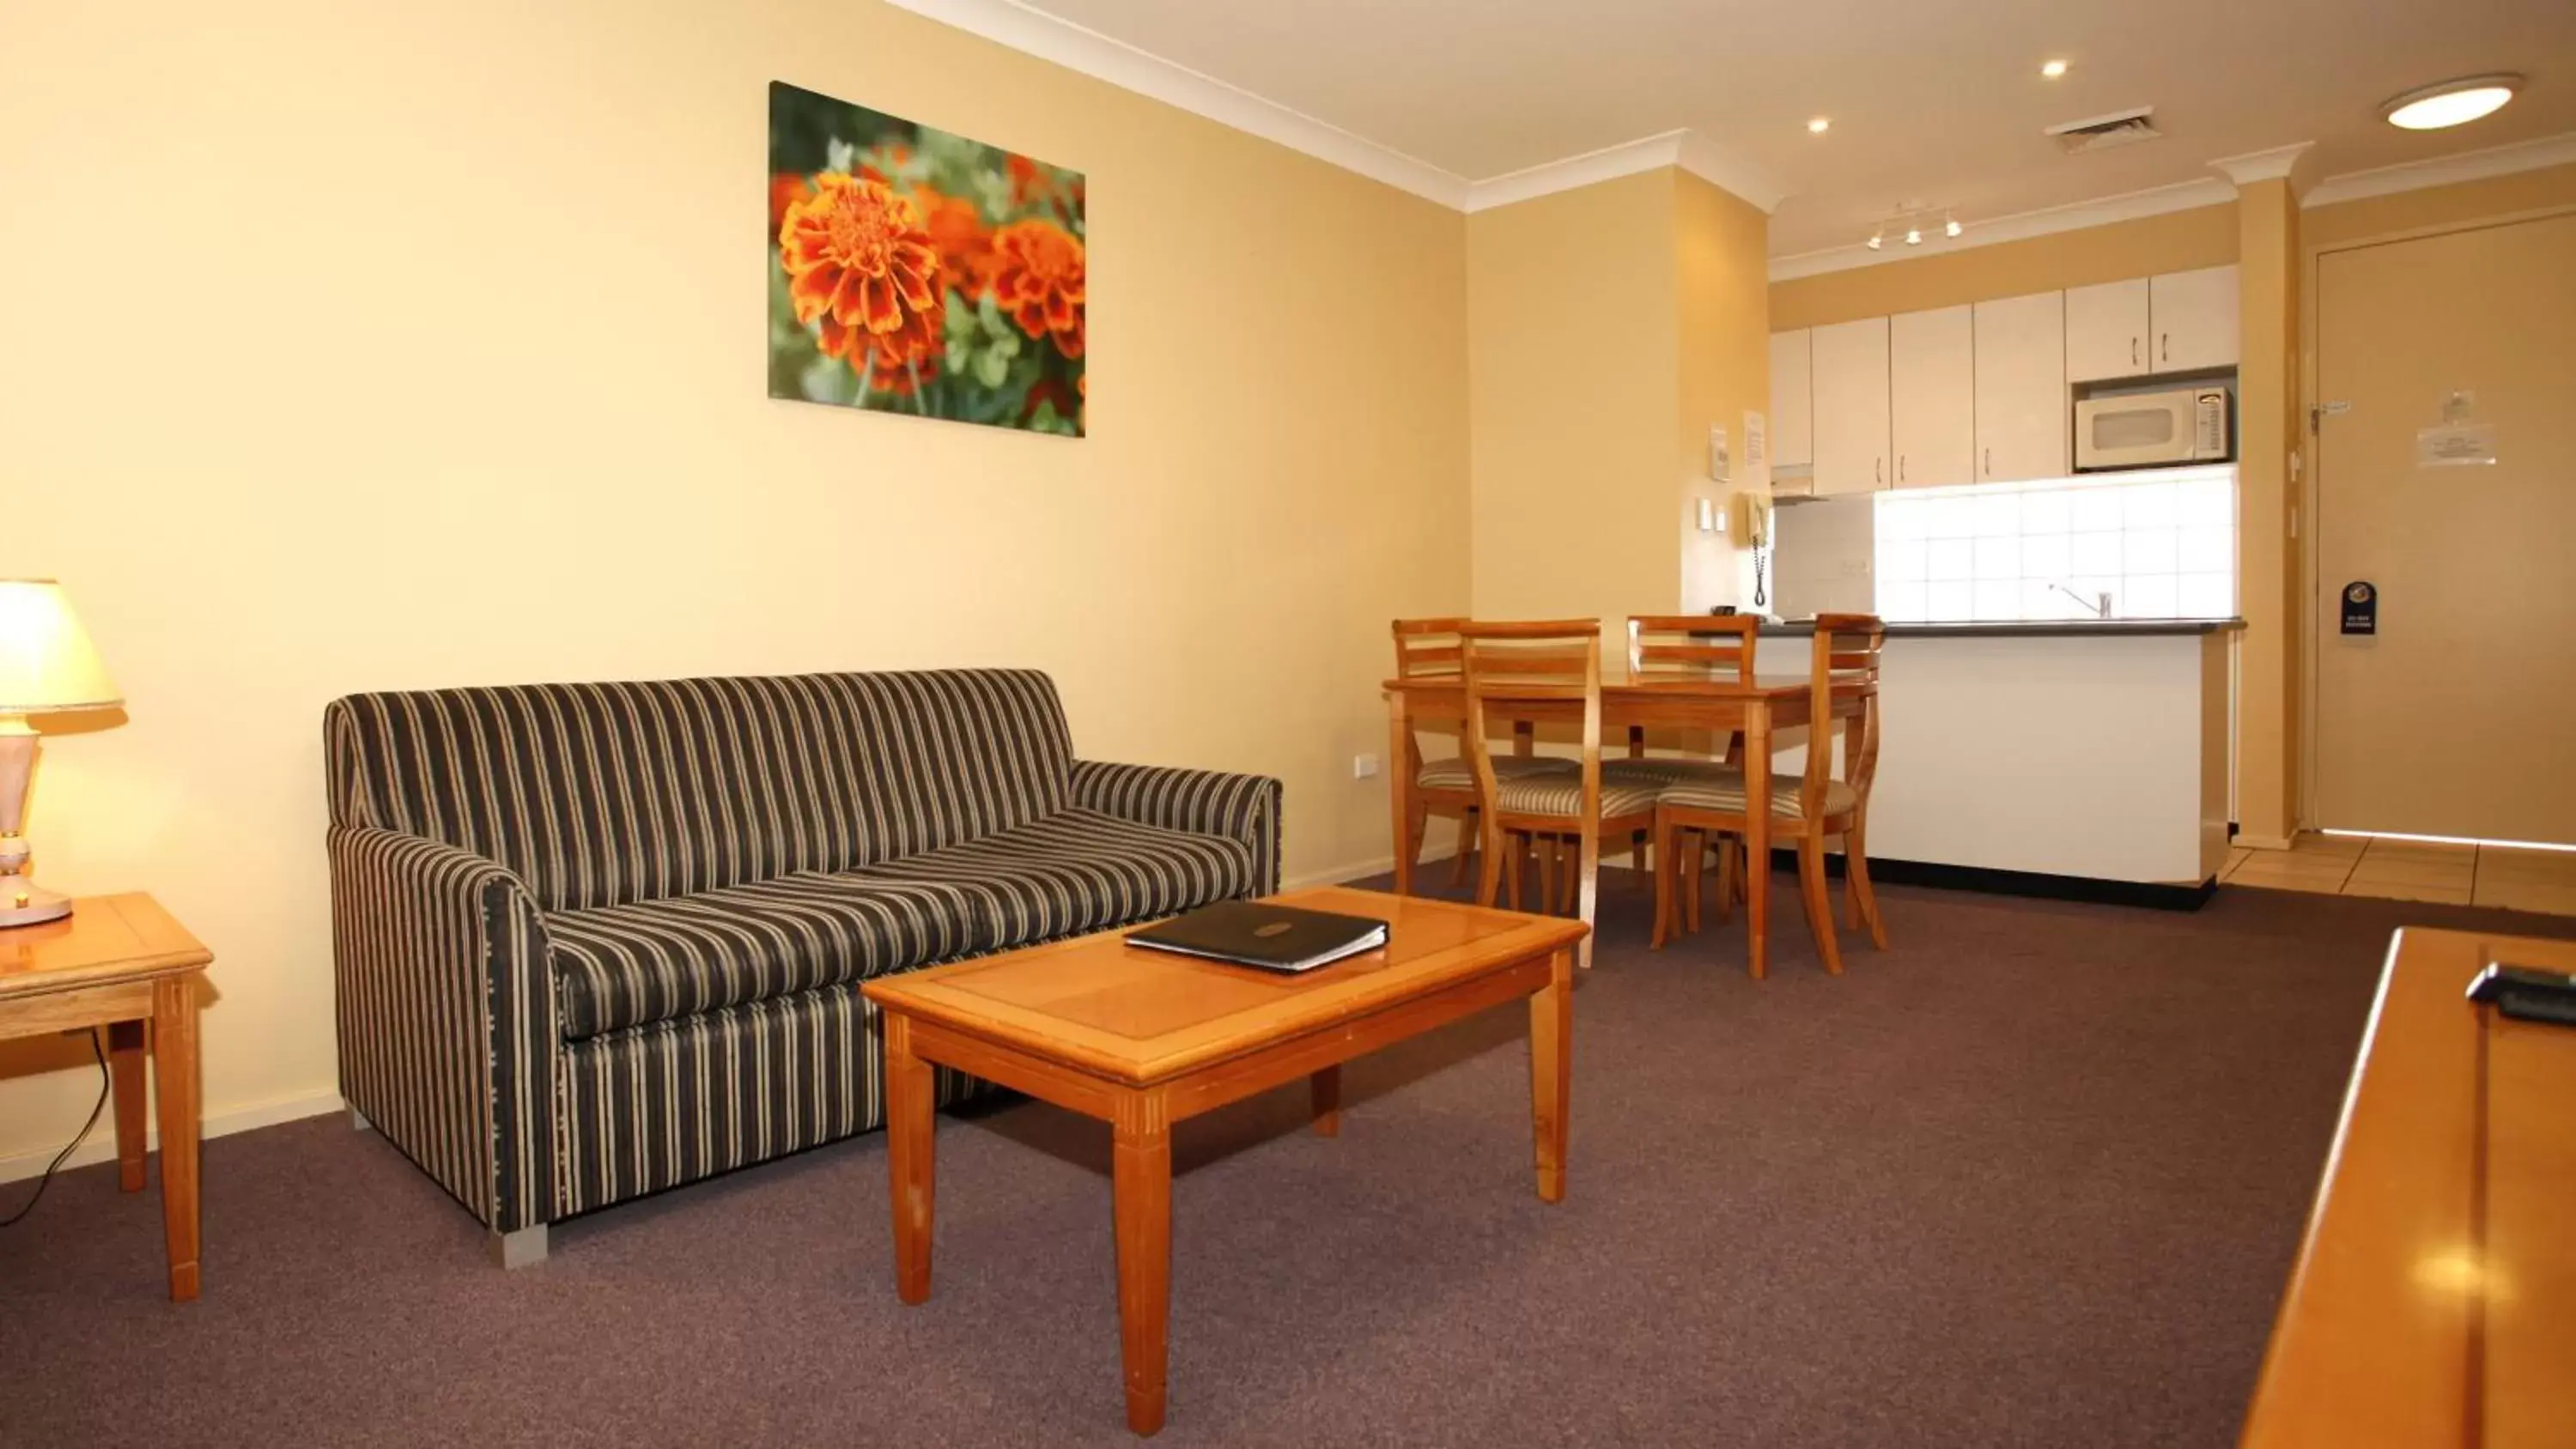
[1728,492,1772,549]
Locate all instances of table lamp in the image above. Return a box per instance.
[0,579,121,926]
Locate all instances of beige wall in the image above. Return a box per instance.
[1469,168,1768,625]
[2306,161,2576,249]
[2234,180,2301,846]
[1467,171,1683,621]
[0,0,1472,1164]
[1675,173,1771,614]
[1770,203,2239,330]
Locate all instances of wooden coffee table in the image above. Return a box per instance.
[860,885,1588,1437]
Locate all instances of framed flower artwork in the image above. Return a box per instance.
[768,82,1086,435]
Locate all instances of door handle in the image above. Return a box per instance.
[1875,457,1883,485]
[1899,455,1906,483]
[1984,446,1992,476]
[2131,336,2140,367]
[2161,332,2169,364]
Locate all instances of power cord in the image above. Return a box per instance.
[0,1028,109,1228]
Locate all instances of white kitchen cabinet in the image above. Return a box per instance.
[1769,328,1814,470]
[1809,317,1890,495]
[2148,265,2239,372]
[2065,277,2150,382]
[1889,305,1974,488]
[1971,289,2068,482]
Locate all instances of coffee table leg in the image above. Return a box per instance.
[885,1012,936,1306]
[151,976,202,1302]
[109,1020,149,1193]
[1310,1065,1341,1137]
[1112,1098,1173,1437]
[1528,946,1573,1203]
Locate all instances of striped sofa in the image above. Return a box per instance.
[325,670,1280,1266]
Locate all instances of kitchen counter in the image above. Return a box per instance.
[1753,617,2245,639]
[1747,623,2234,891]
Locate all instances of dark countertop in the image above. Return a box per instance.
[1753,617,2245,639]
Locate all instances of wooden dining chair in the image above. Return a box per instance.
[1391,617,1574,894]
[1459,621,1661,970]
[1650,613,1887,977]
[1614,615,1761,924]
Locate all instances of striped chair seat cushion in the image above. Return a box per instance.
[1658,773,1859,819]
[1415,755,1577,791]
[1483,774,1665,820]
[546,873,984,1040]
[1602,756,1738,784]
[853,807,1258,950]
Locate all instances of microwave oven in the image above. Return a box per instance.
[2075,387,2232,470]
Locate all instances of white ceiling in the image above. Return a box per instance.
[911,0,2576,257]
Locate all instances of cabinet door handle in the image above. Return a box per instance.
[1875,457,1883,485]
[2131,336,2140,367]
[1984,446,1992,477]
[1899,455,1906,483]
[2161,332,2169,363]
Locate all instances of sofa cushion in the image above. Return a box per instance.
[853,808,1257,949]
[547,873,985,1040]
[325,670,1074,912]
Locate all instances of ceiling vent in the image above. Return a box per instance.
[2045,106,2162,155]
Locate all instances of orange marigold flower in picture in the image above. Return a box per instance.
[990,217,1086,360]
[911,186,997,300]
[778,173,946,391]
[768,173,813,239]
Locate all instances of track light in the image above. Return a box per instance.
[1905,227,1922,246]
[1945,215,1962,238]
[1866,232,1883,251]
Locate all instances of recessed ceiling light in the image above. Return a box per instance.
[2383,74,2520,130]
[2041,59,2069,78]
[1807,117,1831,135]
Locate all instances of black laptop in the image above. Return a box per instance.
[1126,900,1390,973]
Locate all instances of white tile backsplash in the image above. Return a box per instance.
[1860,467,2236,621]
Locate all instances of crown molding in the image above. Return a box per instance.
[2301,130,2576,208]
[1675,132,1789,215]
[1461,130,1785,215]
[881,0,1472,207]
[2208,141,2315,191]
[884,0,1789,216]
[1767,177,2234,282]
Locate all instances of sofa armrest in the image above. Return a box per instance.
[329,825,559,1234]
[1071,759,1284,894]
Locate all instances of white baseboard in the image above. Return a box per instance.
[1284,855,1397,890]
[0,1088,345,1185]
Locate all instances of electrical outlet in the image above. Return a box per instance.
[1352,753,1380,781]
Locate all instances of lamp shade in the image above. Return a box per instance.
[0,579,121,712]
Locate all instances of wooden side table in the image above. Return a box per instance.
[0,892,213,1301]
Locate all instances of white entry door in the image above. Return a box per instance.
[2312,212,2576,845]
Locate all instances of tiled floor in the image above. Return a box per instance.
[2222,832,2576,914]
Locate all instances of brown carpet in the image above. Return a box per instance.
[6,872,2567,1447]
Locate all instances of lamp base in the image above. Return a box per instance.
[0,881,73,928]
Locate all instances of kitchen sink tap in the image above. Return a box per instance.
[2046,582,2115,619]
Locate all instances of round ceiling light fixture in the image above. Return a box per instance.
[1807,117,1832,135]
[2041,59,2069,79]
[2382,74,2520,130]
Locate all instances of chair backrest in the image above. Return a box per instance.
[1391,616,1468,681]
[1803,614,1886,817]
[1456,621,1604,827]
[1625,615,1759,683]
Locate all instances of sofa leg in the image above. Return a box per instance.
[349,1106,372,1133]
[489,1225,548,1270]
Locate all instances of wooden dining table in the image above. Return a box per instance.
[1382,674,1866,979]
